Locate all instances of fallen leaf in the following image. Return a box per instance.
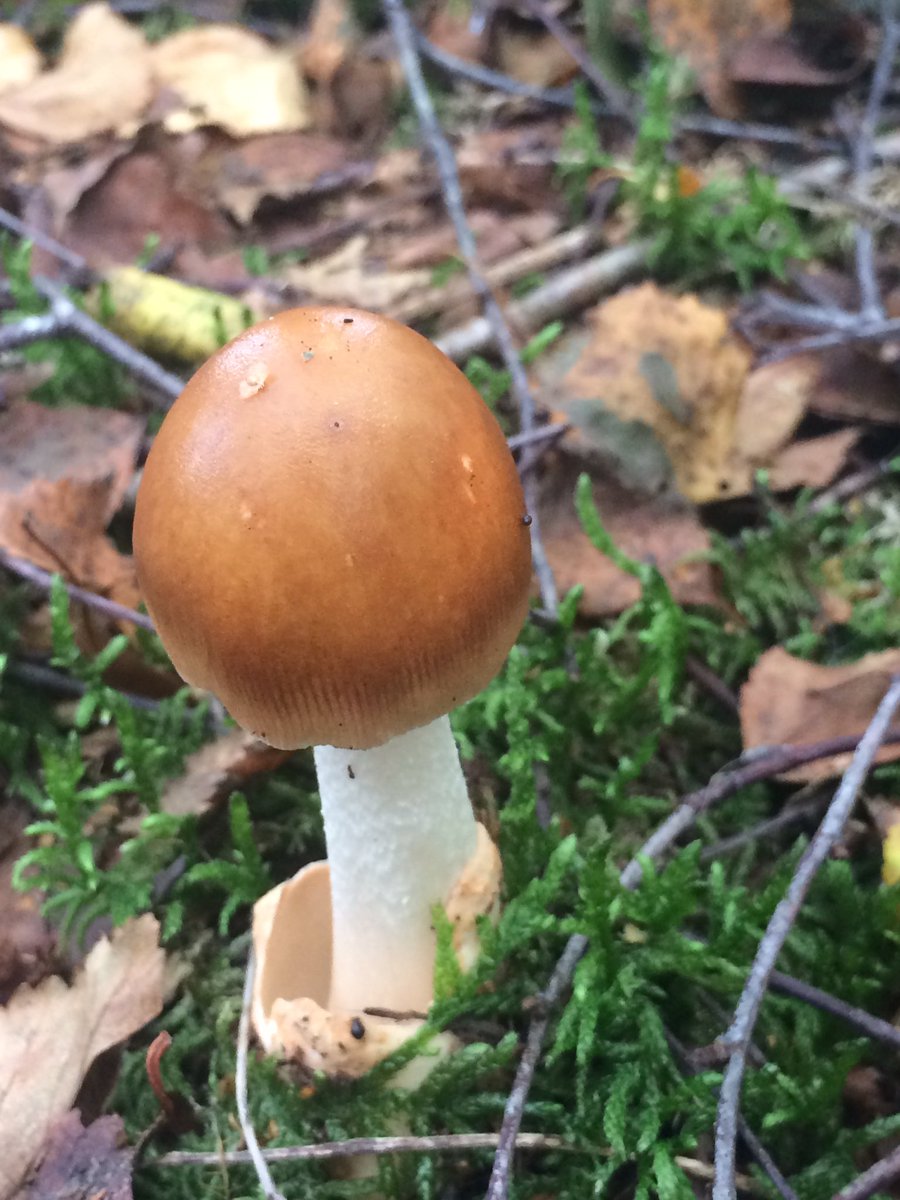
[100,267,264,364]
[740,647,900,783]
[427,1,488,63]
[0,915,163,1199]
[559,283,752,503]
[728,13,868,89]
[161,729,292,818]
[804,347,900,425]
[0,4,152,144]
[283,235,431,309]
[648,0,791,117]
[494,19,579,87]
[151,25,310,138]
[766,427,860,492]
[0,401,143,608]
[0,25,41,96]
[19,1111,132,1200]
[540,457,719,617]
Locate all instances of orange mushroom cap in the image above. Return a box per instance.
[134,306,532,750]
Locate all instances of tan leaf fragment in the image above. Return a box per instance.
[283,235,431,310]
[0,3,153,144]
[0,401,143,609]
[740,647,900,783]
[0,915,164,1200]
[648,0,791,117]
[0,25,42,95]
[541,459,719,617]
[151,25,310,138]
[162,729,292,818]
[560,283,751,504]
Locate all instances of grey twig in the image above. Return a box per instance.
[831,1142,900,1200]
[485,933,589,1200]
[0,275,183,406]
[768,969,900,1052]
[619,725,900,890]
[850,0,899,319]
[236,949,287,1200]
[0,548,155,631]
[712,676,900,1200]
[383,0,558,616]
[152,1131,572,1168]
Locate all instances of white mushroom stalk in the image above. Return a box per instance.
[315,715,477,1014]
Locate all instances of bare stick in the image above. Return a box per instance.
[236,949,287,1200]
[152,1131,572,1168]
[383,0,558,615]
[759,318,900,363]
[518,0,631,117]
[850,0,899,319]
[619,726,900,890]
[484,933,589,1200]
[0,205,90,275]
[832,1143,900,1200]
[712,675,900,1200]
[0,548,154,631]
[768,969,900,1052]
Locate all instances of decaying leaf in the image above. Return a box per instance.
[283,235,431,309]
[161,729,292,818]
[541,458,719,617]
[0,915,164,1200]
[151,25,311,138]
[0,4,152,144]
[0,805,55,1005]
[740,647,900,783]
[100,267,264,364]
[559,283,751,503]
[19,1111,132,1200]
[0,25,41,96]
[0,401,143,609]
[648,0,790,117]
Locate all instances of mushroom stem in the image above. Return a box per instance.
[314,715,479,1015]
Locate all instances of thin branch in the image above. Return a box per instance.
[850,0,899,319]
[236,949,287,1200]
[383,0,558,616]
[736,1117,800,1200]
[0,205,90,276]
[768,969,900,1052]
[758,317,900,363]
[619,727,900,890]
[699,795,827,862]
[0,548,155,631]
[517,0,632,117]
[485,933,589,1200]
[831,1143,900,1200]
[712,675,900,1200]
[0,275,184,406]
[152,1131,572,1168]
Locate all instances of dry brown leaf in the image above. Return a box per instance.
[648,0,791,117]
[805,347,900,425]
[19,1112,131,1200]
[740,647,900,783]
[494,22,579,87]
[0,25,41,95]
[0,805,55,1005]
[559,283,751,503]
[767,427,860,492]
[0,4,152,144]
[283,235,431,309]
[541,457,719,617]
[152,25,310,138]
[161,729,292,818]
[0,401,143,607]
[427,2,488,63]
[0,915,163,1200]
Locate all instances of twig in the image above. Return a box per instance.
[768,970,900,1052]
[0,548,155,631]
[758,318,900,363]
[736,1117,799,1200]
[507,423,569,453]
[383,0,558,616]
[152,1131,572,1168]
[236,949,287,1200]
[485,933,589,1200]
[831,1143,900,1200]
[619,726,900,890]
[700,794,828,861]
[712,675,900,1200]
[0,276,183,406]
[0,205,90,277]
[850,0,899,319]
[434,241,648,363]
[5,657,161,711]
[517,0,632,117]
[808,452,900,514]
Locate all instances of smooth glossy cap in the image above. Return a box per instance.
[134,306,532,749]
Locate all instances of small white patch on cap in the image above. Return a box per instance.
[239,362,269,399]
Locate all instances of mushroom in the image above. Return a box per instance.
[133,306,532,1071]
